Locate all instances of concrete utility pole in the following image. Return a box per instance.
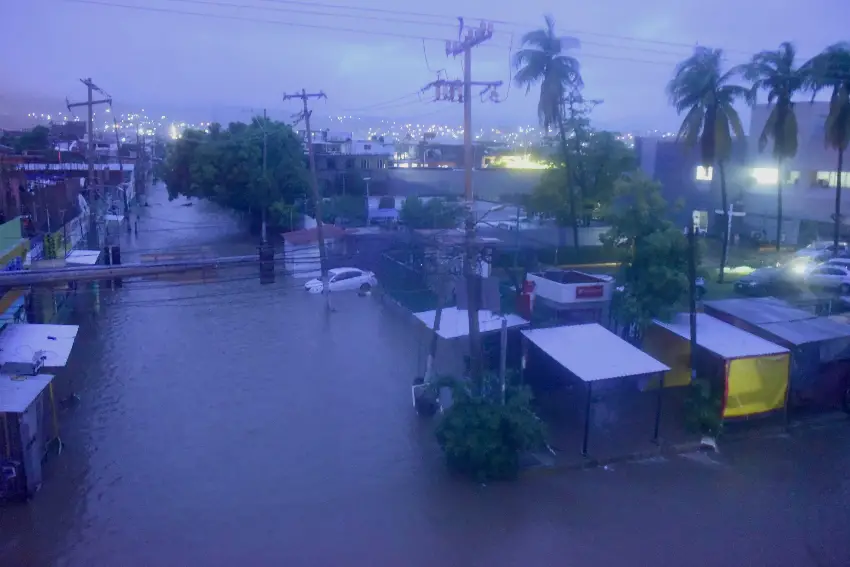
[260,109,268,244]
[67,79,112,200]
[284,89,331,310]
[421,19,499,387]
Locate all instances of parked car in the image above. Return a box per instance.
[789,241,849,274]
[734,267,797,296]
[804,263,850,294]
[304,267,377,294]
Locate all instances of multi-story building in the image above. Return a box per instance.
[635,137,749,235]
[742,101,848,245]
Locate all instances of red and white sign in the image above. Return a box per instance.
[575,284,604,299]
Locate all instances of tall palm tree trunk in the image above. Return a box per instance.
[557,116,580,254]
[776,157,783,252]
[834,149,845,256]
[718,160,729,284]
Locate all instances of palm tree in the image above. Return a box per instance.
[513,15,582,251]
[667,47,750,283]
[744,42,805,252]
[804,42,850,255]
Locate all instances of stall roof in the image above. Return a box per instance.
[0,374,54,413]
[65,249,102,266]
[704,297,850,346]
[414,307,529,339]
[0,324,79,367]
[522,323,669,382]
[655,314,788,359]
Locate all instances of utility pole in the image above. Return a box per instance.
[261,108,268,244]
[67,79,112,201]
[422,19,500,388]
[284,89,331,310]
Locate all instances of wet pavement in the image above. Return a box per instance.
[1,185,849,566]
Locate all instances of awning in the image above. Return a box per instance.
[521,323,670,458]
[654,313,788,359]
[414,307,529,339]
[522,323,670,382]
[65,249,102,266]
[0,374,54,413]
[0,324,80,368]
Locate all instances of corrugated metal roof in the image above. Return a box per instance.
[703,297,813,324]
[522,323,669,382]
[704,297,850,346]
[655,313,788,359]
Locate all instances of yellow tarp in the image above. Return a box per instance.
[724,355,789,418]
[641,325,691,388]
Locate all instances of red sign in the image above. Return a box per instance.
[575,284,604,299]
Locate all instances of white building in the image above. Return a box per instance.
[743,101,850,244]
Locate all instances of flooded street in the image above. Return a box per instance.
[1,185,849,567]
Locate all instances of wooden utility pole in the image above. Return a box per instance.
[284,89,331,310]
[562,90,602,250]
[420,20,499,387]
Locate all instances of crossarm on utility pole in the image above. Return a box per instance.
[283,89,332,311]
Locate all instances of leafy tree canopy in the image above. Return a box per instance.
[527,131,635,224]
[161,118,310,227]
[603,173,696,337]
[1,125,51,153]
[400,196,464,229]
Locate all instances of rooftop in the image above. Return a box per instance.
[522,323,669,382]
[704,297,850,346]
[654,313,788,359]
[414,307,528,340]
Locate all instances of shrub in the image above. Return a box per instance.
[434,375,545,482]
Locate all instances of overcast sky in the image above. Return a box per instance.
[3,0,848,132]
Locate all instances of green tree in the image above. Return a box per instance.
[1,125,51,153]
[579,131,637,221]
[744,42,806,251]
[804,42,850,255]
[161,118,310,232]
[667,47,749,283]
[514,15,582,251]
[400,197,464,229]
[603,173,694,342]
[434,374,545,482]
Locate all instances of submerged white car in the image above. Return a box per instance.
[304,268,377,294]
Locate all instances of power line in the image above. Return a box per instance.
[340,91,422,112]
[61,0,724,68]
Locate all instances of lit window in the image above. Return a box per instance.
[695,166,713,181]
[752,167,779,185]
[815,171,850,188]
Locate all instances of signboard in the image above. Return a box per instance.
[575,284,604,299]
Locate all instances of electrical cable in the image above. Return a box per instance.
[62,0,735,67]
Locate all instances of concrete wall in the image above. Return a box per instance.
[385,169,542,200]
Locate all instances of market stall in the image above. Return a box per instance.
[412,307,530,412]
[645,314,790,419]
[521,323,670,457]
[704,297,850,412]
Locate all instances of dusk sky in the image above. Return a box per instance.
[3,0,848,132]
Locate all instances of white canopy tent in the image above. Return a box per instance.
[0,324,80,372]
[522,323,670,456]
[414,307,529,339]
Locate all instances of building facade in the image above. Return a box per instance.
[742,101,848,245]
[635,137,749,236]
